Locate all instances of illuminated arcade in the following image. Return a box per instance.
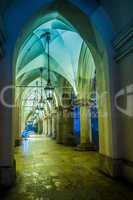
[0,0,133,199]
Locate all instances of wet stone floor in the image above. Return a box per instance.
[2,136,133,200]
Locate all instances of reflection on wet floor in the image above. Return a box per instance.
[2,137,133,200]
[21,139,30,156]
[21,136,45,156]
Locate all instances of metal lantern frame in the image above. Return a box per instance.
[44,32,54,101]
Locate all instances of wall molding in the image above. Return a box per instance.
[113,22,133,62]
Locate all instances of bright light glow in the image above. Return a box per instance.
[15,16,95,125]
[16,18,84,92]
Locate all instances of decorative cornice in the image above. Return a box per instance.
[113,23,133,62]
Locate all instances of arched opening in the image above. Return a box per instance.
[0,0,119,191]
[14,13,99,148]
[14,3,114,156]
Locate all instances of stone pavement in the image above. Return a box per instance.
[1,136,133,200]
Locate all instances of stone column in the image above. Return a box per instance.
[42,118,45,135]
[43,118,47,135]
[55,112,59,139]
[44,117,48,136]
[14,105,22,146]
[51,112,56,139]
[62,107,75,146]
[38,118,43,135]
[0,59,16,188]
[56,107,63,144]
[77,101,95,151]
[47,114,52,137]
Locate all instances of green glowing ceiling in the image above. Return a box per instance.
[16,15,95,111]
[16,18,83,91]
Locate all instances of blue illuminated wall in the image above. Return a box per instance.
[73,106,80,145]
[91,106,99,148]
[90,74,99,148]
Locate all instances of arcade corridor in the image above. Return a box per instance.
[1,0,133,198]
[2,137,133,200]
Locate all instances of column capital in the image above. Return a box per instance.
[75,99,91,107]
[57,105,73,112]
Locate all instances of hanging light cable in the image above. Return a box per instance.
[44,32,54,101]
[35,81,39,114]
[39,67,45,110]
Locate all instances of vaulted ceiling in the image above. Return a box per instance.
[16,17,84,95]
[15,13,95,115]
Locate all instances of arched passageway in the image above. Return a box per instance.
[1,0,116,188]
[14,13,97,149]
[1,0,133,195]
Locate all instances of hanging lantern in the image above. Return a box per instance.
[39,102,44,110]
[45,80,54,101]
[44,32,54,101]
[39,96,45,110]
[33,113,37,119]
[35,105,39,114]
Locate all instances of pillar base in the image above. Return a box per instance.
[56,139,63,144]
[99,154,122,178]
[0,160,16,189]
[51,135,56,140]
[15,138,22,146]
[56,134,63,144]
[48,133,52,137]
[75,143,97,151]
[62,134,76,146]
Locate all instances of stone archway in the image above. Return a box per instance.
[0,0,118,188]
[13,0,117,174]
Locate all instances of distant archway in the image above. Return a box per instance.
[12,0,116,159]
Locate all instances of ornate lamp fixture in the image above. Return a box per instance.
[33,68,46,115]
[44,32,54,101]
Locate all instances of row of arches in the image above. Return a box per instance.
[0,0,120,188]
